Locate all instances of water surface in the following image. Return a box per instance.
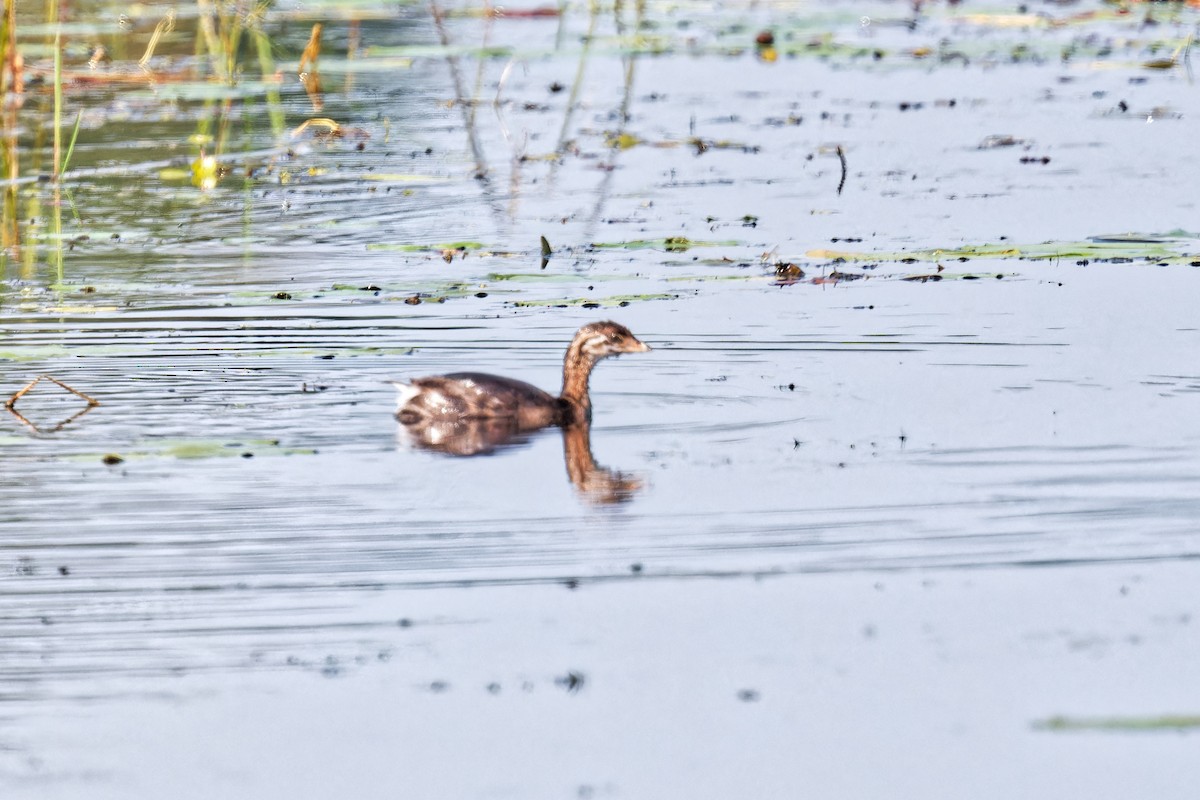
[3,0,1200,796]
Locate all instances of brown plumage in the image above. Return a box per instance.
[392,321,651,429]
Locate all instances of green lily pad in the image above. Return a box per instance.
[590,238,740,251]
[808,238,1192,263]
[512,292,676,308]
[1034,715,1200,732]
[367,241,488,253]
[487,273,593,283]
[63,438,317,462]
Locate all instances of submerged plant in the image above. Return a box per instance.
[196,0,271,84]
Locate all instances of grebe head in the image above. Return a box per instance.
[572,321,652,360]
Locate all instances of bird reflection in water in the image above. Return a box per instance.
[390,321,650,505]
[397,416,643,505]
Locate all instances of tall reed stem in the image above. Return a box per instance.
[53,25,61,180]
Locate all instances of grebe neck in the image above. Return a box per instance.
[560,340,599,419]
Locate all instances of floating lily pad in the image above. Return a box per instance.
[808,237,1195,263]
[487,272,590,283]
[590,238,740,251]
[0,346,73,362]
[91,439,316,461]
[512,292,676,308]
[367,241,489,253]
[360,174,450,183]
[1034,715,1200,733]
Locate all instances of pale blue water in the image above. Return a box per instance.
[3,0,1200,796]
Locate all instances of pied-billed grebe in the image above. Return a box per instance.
[391,321,650,429]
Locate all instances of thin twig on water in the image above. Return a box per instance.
[5,376,42,409]
[40,375,101,406]
[6,374,100,409]
[836,145,847,195]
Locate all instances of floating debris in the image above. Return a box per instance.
[979,134,1025,149]
[7,375,100,410]
[555,671,586,694]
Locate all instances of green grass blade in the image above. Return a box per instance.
[60,110,83,176]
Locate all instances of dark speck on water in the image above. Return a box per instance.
[556,671,586,694]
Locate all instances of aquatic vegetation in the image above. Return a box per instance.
[0,0,1197,313]
[367,241,489,253]
[1,0,1192,285]
[1034,714,1200,732]
[807,236,1199,265]
[512,291,676,308]
[75,437,317,461]
[589,237,740,251]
